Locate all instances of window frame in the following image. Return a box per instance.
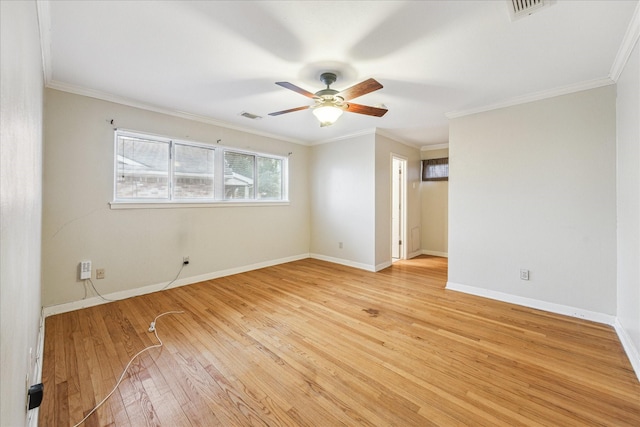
[111,129,289,208]
[421,157,449,182]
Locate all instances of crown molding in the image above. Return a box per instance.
[36,0,52,84]
[446,3,638,120]
[445,77,614,119]
[609,0,640,82]
[309,128,377,146]
[421,143,449,151]
[45,80,309,146]
[46,80,421,149]
[310,128,422,150]
[374,128,422,150]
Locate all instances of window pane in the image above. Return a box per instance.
[116,136,169,199]
[114,130,287,204]
[257,157,282,199]
[422,158,449,181]
[224,151,254,199]
[174,144,215,199]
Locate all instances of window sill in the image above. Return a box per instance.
[109,200,290,210]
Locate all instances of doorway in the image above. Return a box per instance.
[391,156,407,261]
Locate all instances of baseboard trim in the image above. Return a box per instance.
[445,281,616,325]
[446,281,639,382]
[375,261,393,271]
[422,250,448,258]
[614,318,640,382]
[43,254,310,317]
[407,250,422,259]
[309,253,376,272]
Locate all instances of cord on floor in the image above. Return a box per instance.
[72,310,184,427]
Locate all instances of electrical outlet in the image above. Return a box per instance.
[183,256,190,265]
[79,260,91,280]
[96,268,105,279]
[520,269,530,281]
[338,242,343,249]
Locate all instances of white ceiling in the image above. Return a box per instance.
[41,0,638,147]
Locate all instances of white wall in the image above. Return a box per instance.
[309,132,421,271]
[448,86,617,318]
[420,148,449,257]
[0,1,44,425]
[42,89,310,307]
[616,37,640,373]
[309,134,376,269]
[374,133,421,267]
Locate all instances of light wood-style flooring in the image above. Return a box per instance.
[40,256,640,426]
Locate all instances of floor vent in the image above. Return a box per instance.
[508,0,552,21]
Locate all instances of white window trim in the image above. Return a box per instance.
[109,201,290,210]
[111,129,289,208]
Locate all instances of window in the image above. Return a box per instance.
[224,151,255,199]
[116,135,170,200]
[113,130,288,204]
[174,143,215,200]
[421,158,449,181]
[257,156,283,200]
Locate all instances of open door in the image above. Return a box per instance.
[391,156,407,261]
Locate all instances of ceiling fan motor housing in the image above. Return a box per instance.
[319,72,338,87]
[316,73,342,100]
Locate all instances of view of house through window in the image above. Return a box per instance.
[116,136,170,199]
[114,130,287,203]
[224,151,255,199]
[174,143,215,199]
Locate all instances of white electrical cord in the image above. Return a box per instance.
[72,310,184,427]
[84,262,185,302]
[160,262,185,291]
[86,278,116,302]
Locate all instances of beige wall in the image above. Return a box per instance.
[420,148,449,256]
[374,133,422,267]
[449,85,617,316]
[0,1,44,425]
[309,133,376,269]
[309,131,421,271]
[42,89,310,307]
[42,89,422,308]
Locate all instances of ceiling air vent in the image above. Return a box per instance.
[239,111,262,120]
[508,0,553,21]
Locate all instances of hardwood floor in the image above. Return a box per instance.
[40,256,640,426]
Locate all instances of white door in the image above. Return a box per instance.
[391,157,406,260]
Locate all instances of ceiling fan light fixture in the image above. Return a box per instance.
[312,104,344,127]
[270,72,386,125]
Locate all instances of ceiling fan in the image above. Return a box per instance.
[269,72,388,127]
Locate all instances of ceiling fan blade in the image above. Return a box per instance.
[275,82,317,99]
[268,105,310,116]
[338,78,383,101]
[345,102,388,117]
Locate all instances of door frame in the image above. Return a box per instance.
[391,154,408,261]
